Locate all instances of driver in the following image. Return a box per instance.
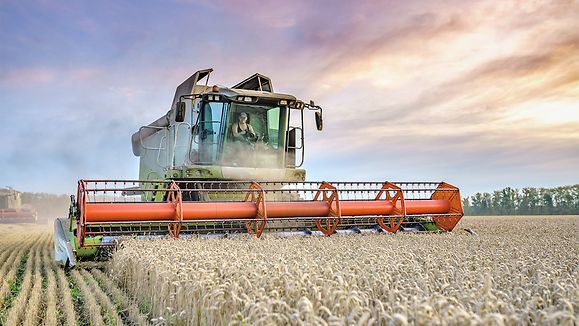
[232,112,257,144]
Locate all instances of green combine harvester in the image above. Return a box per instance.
[55,69,463,267]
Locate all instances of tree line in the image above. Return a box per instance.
[462,184,579,215]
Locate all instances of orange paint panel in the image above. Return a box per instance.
[404,200,450,214]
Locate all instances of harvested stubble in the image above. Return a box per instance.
[3,233,47,325]
[0,224,139,325]
[56,268,78,326]
[110,216,578,325]
[71,269,106,326]
[41,245,60,326]
[23,252,43,326]
[79,269,124,326]
[44,261,59,326]
[0,233,41,306]
[0,246,27,305]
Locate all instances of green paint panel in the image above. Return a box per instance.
[422,222,440,231]
[285,168,306,181]
[183,166,223,179]
[165,169,183,179]
[74,236,102,257]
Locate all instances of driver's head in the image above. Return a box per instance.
[239,112,248,122]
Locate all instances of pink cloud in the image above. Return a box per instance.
[0,66,105,85]
[69,68,101,81]
[0,67,57,84]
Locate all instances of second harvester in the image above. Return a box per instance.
[1,187,37,223]
[55,68,463,267]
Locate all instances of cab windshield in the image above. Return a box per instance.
[221,103,287,168]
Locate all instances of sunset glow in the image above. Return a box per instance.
[0,0,577,195]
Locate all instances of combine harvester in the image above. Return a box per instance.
[55,69,463,267]
[1,187,38,223]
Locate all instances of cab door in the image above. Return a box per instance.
[197,101,227,164]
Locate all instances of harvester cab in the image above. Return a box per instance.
[0,187,38,223]
[131,68,323,185]
[55,69,463,268]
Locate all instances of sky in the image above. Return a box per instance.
[0,0,578,196]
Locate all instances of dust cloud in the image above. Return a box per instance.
[221,141,288,171]
[21,192,70,224]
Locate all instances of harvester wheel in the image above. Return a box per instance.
[315,217,340,236]
[376,216,404,233]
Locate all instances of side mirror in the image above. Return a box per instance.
[315,111,323,131]
[175,101,186,123]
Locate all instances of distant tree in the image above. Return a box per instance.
[462,197,471,211]
[520,187,539,214]
[539,188,554,214]
[491,190,503,214]
[553,186,573,214]
[482,192,492,213]
[500,187,518,215]
[572,185,579,211]
[470,192,492,215]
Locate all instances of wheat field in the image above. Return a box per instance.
[0,216,577,325]
[110,216,578,325]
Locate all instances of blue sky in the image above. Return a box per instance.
[1,0,578,196]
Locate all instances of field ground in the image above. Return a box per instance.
[0,216,577,325]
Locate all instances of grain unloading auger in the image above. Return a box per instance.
[54,69,463,267]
